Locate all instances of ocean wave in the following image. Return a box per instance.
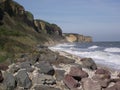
[104,47,120,53]
[88,45,99,49]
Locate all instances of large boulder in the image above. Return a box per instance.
[35,61,55,75]
[69,66,88,81]
[3,72,16,90]
[63,74,80,89]
[80,58,97,70]
[15,70,32,89]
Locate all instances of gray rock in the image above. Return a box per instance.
[20,61,34,72]
[33,85,60,90]
[15,70,32,89]
[8,63,20,73]
[104,81,120,90]
[32,73,56,85]
[80,58,97,70]
[35,61,55,75]
[56,55,75,64]
[3,72,16,90]
[55,70,65,81]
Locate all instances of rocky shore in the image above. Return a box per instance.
[0,46,120,90]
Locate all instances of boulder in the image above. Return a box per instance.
[55,70,65,81]
[0,70,3,83]
[35,61,55,75]
[104,82,120,90]
[97,79,110,88]
[3,72,16,90]
[8,63,20,73]
[82,78,101,90]
[63,74,80,89]
[69,66,88,81]
[56,55,75,64]
[95,69,110,75]
[15,70,32,89]
[32,73,56,85]
[80,58,97,70]
[94,69,111,80]
[33,85,60,90]
[20,61,34,72]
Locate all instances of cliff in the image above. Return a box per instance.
[0,0,63,63]
[63,33,92,43]
[0,0,92,63]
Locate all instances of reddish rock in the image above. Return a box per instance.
[82,78,101,90]
[63,74,80,89]
[95,69,110,75]
[0,64,8,71]
[0,70,3,83]
[94,69,111,80]
[69,66,88,81]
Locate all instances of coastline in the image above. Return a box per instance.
[0,44,120,90]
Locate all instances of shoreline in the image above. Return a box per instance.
[49,47,120,72]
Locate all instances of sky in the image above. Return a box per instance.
[14,0,120,41]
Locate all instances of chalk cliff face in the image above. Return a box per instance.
[63,33,92,43]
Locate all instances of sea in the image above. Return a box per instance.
[49,42,120,70]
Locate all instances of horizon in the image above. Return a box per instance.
[14,0,120,41]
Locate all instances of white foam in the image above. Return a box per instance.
[88,45,99,49]
[104,47,120,53]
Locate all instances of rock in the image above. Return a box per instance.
[95,69,110,75]
[117,73,120,77]
[32,72,56,85]
[15,70,32,89]
[8,63,20,73]
[56,55,75,64]
[0,70,3,83]
[104,86,116,90]
[110,78,120,83]
[20,61,34,72]
[69,66,88,81]
[63,74,80,89]
[97,79,110,88]
[3,72,16,90]
[33,84,60,90]
[94,69,111,80]
[0,64,8,71]
[55,70,65,81]
[80,58,97,70]
[35,61,55,75]
[82,78,101,90]
[104,82,120,90]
